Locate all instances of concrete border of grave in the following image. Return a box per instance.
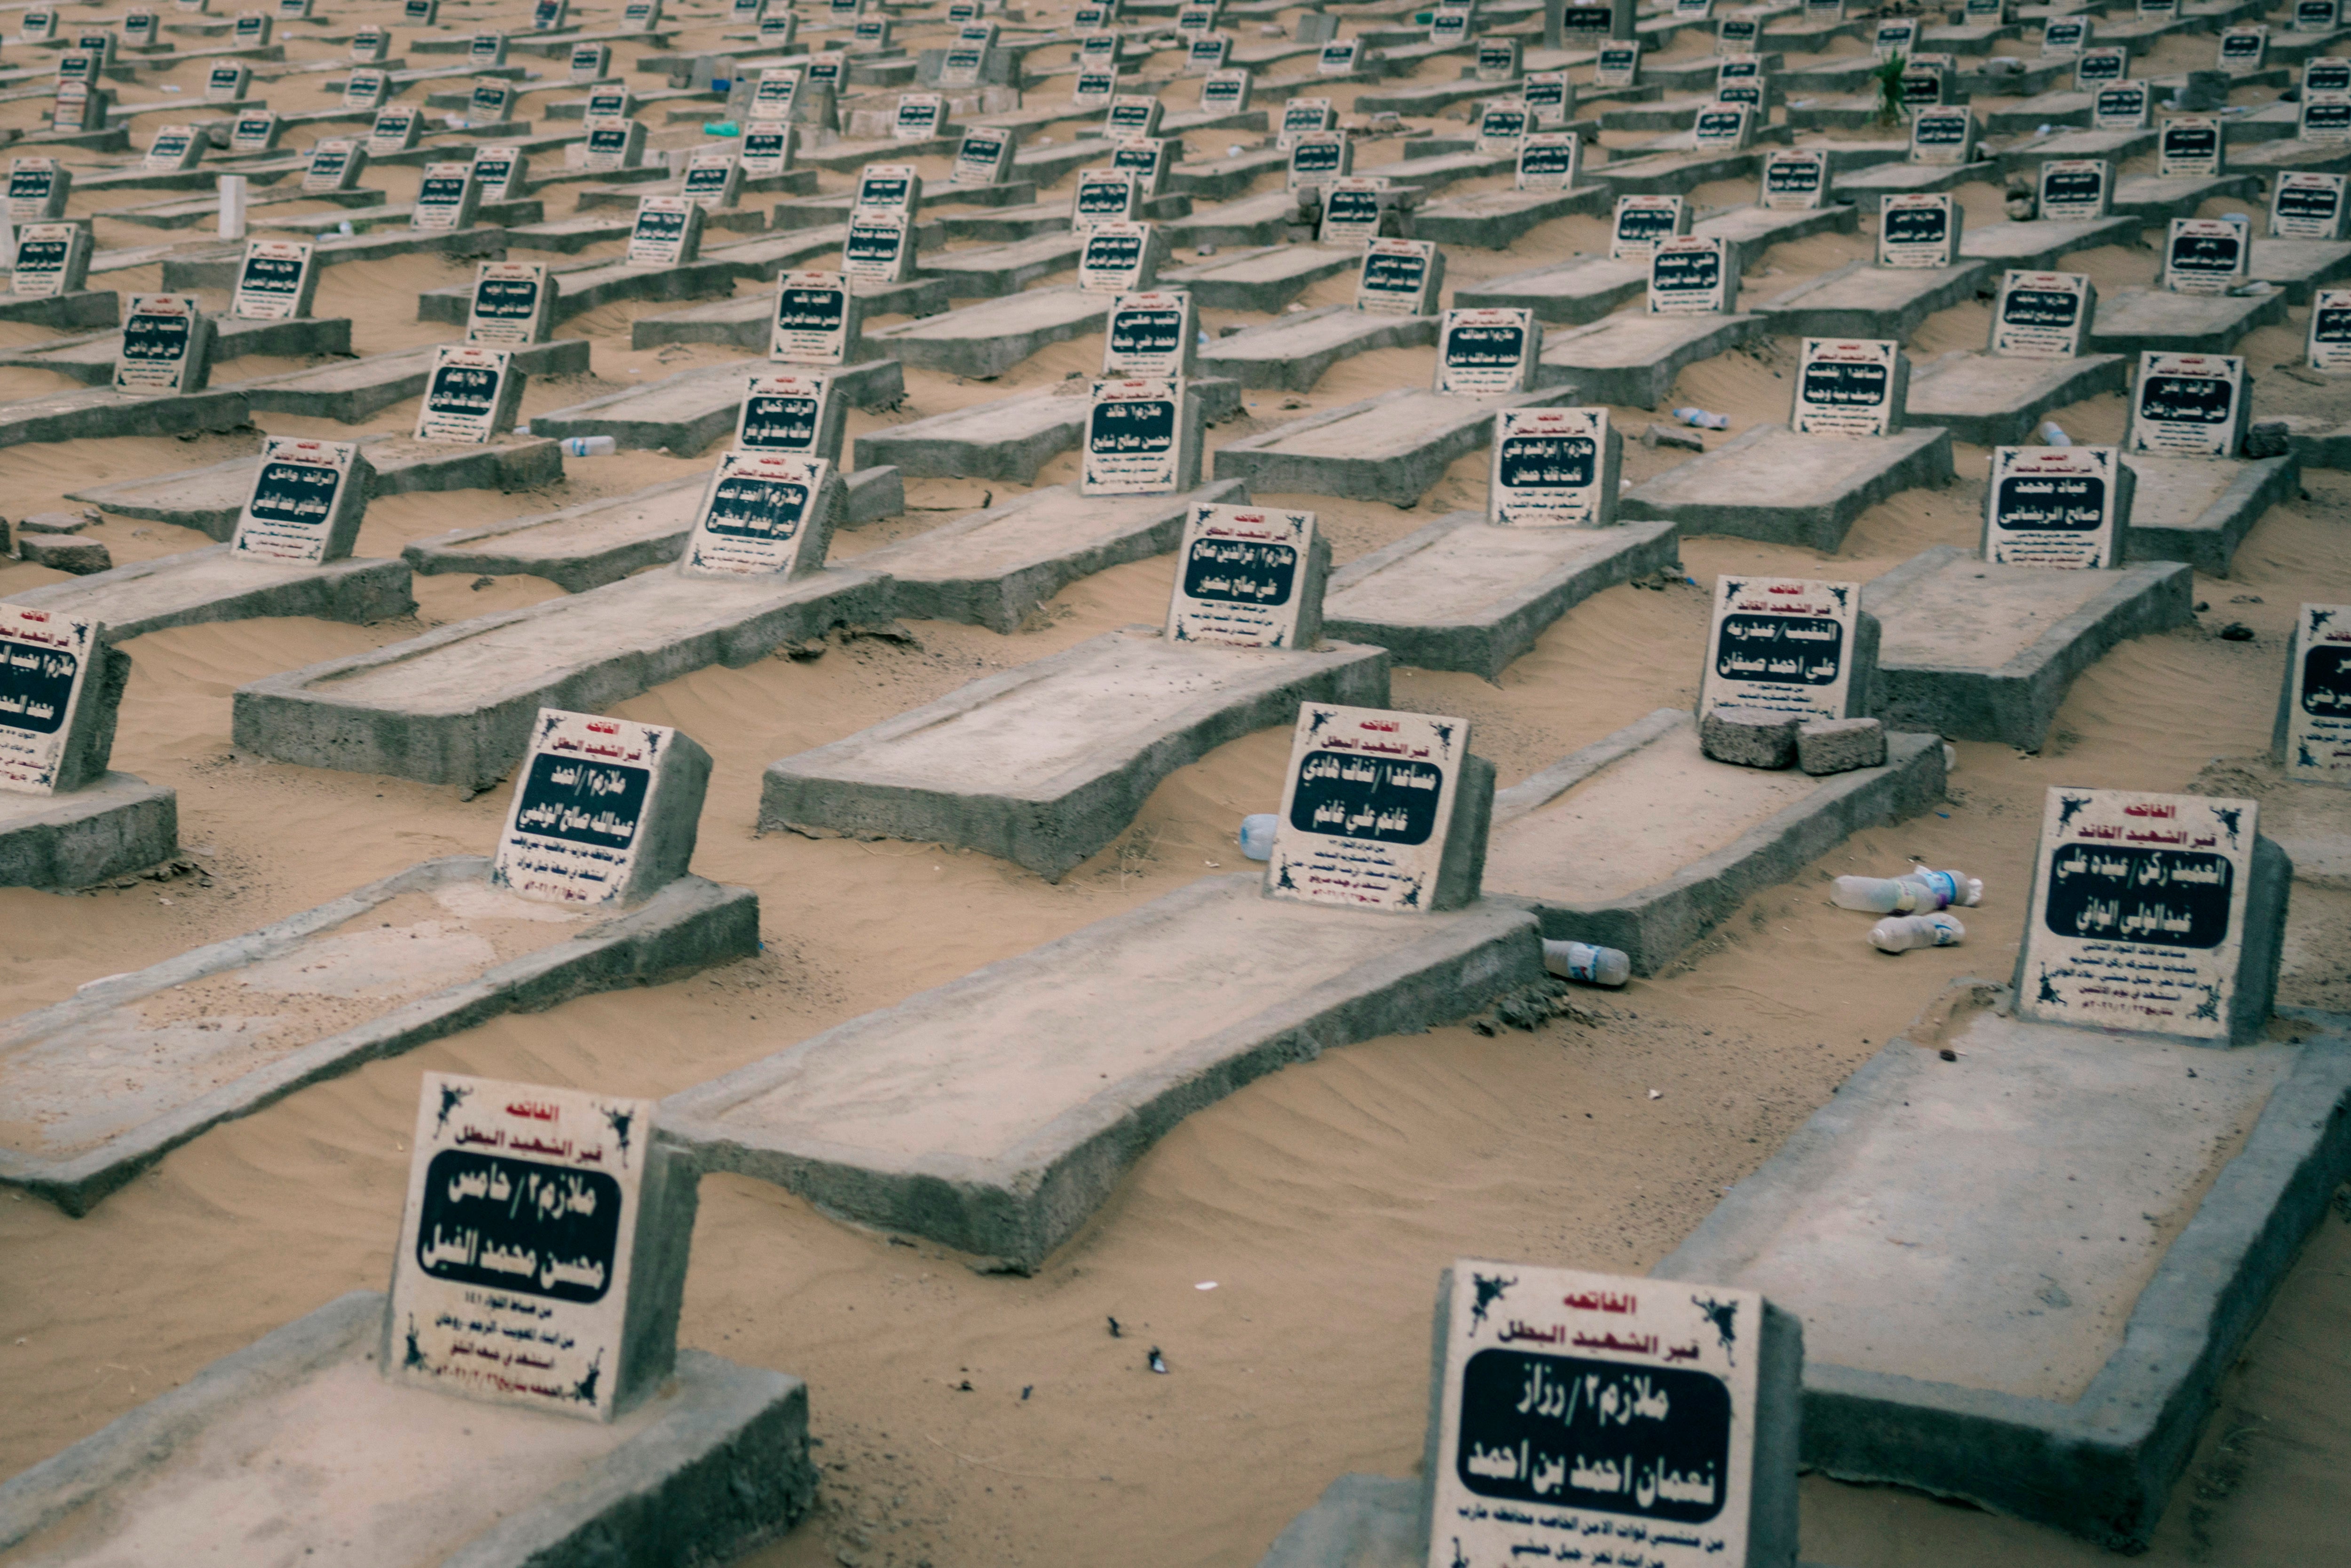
[1214,386,1583,506]
[1619,423,1956,551]
[1483,708,1946,975]
[0,856,756,1213]
[1654,983,2351,1550]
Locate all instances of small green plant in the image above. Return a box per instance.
[1873,51,1908,127]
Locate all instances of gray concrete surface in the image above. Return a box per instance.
[0,1291,814,1566]
[1215,386,1579,507]
[1452,253,1648,326]
[661,873,1545,1268]
[529,360,765,456]
[1535,311,1765,407]
[0,771,178,890]
[1159,244,1362,311]
[68,438,564,539]
[239,337,592,423]
[1487,709,1945,974]
[1830,159,1996,210]
[9,545,415,643]
[0,289,120,329]
[1321,512,1682,681]
[863,285,1109,378]
[1619,424,1957,551]
[1961,214,2143,273]
[0,857,757,1213]
[2089,285,2287,356]
[1864,545,2195,748]
[2248,236,2351,305]
[1754,260,1992,344]
[761,626,1389,878]
[1702,705,1801,767]
[0,384,248,450]
[2121,452,2298,575]
[851,379,1239,481]
[1198,306,1438,392]
[1799,716,1889,775]
[1904,349,2131,446]
[1410,183,1614,249]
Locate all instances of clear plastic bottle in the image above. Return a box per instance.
[1869,911,1965,953]
[1673,406,1731,430]
[1830,867,1983,914]
[1543,938,1631,987]
[1237,813,1277,861]
[562,435,617,457]
[2040,420,2072,446]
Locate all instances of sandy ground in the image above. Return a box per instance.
[0,3,2348,1565]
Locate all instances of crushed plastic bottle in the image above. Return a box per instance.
[1543,939,1631,987]
[2039,420,2071,446]
[1673,406,1730,430]
[1238,813,1277,860]
[561,435,617,457]
[1832,867,1983,914]
[1869,912,1965,953]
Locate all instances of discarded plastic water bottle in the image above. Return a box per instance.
[1831,866,1982,914]
[2039,420,2071,447]
[1543,938,1630,987]
[337,219,354,236]
[1673,407,1730,430]
[1869,911,1965,953]
[561,435,617,457]
[1238,813,1277,860]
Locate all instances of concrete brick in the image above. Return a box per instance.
[1702,705,1800,768]
[1798,716,1888,775]
[17,536,112,574]
[0,772,177,890]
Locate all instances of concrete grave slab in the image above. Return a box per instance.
[851,379,1239,481]
[2225,136,2351,179]
[2250,237,2351,304]
[761,626,1388,877]
[0,856,756,1212]
[1410,182,1615,250]
[662,873,1543,1268]
[1831,159,1997,210]
[1755,260,1990,343]
[624,299,918,393]
[1864,544,2194,747]
[1697,199,1863,254]
[2089,285,2286,356]
[1486,709,1946,974]
[68,438,563,540]
[2113,172,2263,227]
[850,479,1247,632]
[1215,386,1582,507]
[0,770,177,889]
[863,284,1106,378]
[1453,253,1648,326]
[529,361,778,457]
[1321,512,1681,681]
[1161,187,1296,249]
[1198,305,1438,392]
[917,229,1084,297]
[1159,244,1361,311]
[1961,214,2143,271]
[1996,127,2159,179]
[1904,348,2132,445]
[1534,311,1765,408]
[0,1292,813,1564]
[238,338,591,424]
[0,314,352,385]
[1587,145,1764,197]
[9,544,412,644]
[1655,987,2351,1549]
[0,289,119,330]
[1620,424,1957,551]
[0,383,247,451]
[2119,451,2299,575]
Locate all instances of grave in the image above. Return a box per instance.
[1256,1261,1805,1568]
[0,219,117,330]
[1832,105,1996,208]
[1755,258,1988,343]
[1217,384,1585,507]
[1620,343,1955,550]
[1411,130,1613,248]
[2088,283,2285,356]
[2119,349,2297,573]
[663,701,1542,1269]
[1903,268,2130,445]
[1655,781,2335,1549]
[0,600,177,888]
[1533,301,1764,409]
[234,457,889,791]
[9,438,412,643]
[1157,244,1361,312]
[765,499,1388,877]
[1199,239,1443,391]
[1321,404,1679,679]
[237,336,590,426]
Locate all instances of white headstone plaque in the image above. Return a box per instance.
[343,69,390,111]
[1435,307,1542,395]
[1083,377,1194,495]
[230,436,368,563]
[1110,135,1176,197]
[415,343,521,444]
[2307,56,2351,93]
[142,125,204,175]
[229,110,282,153]
[1318,175,1394,244]
[1594,41,1640,88]
[412,161,481,233]
[0,603,109,796]
[1077,220,1159,293]
[1609,193,1688,260]
[466,260,556,346]
[7,159,70,224]
[2301,92,2351,144]
[749,67,802,122]
[681,450,837,578]
[682,150,742,212]
[843,208,912,286]
[772,269,860,365]
[1516,132,1581,192]
[1103,289,1196,378]
[2037,158,2111,221]
[230,237,316,320]
[114,292,211,395]
[302,139,365,194]
[1278,96,1335,149]
[2218,26,2267,74]
[2093,82,2151,131]
[467,30,506,68]
[1201,68,1252,112]
[951,126,1015,186]
[570,40,610,78]
[1266,703,1475,914]
[1072,68,1119,110]
[1791,338,1904,436]
[1689,102,1752,150]
[1648,235,1734,315]
[741,121,798,178]
[1985,444,2127,569]
[1877,191,1960,268]
[470,78,519,123]
[1357,237,1443,316]
[2164,216,2247,294]
[2308,286,2351,370]
[1474,102,1531,155]
[10,222,89,299]
[627,194,702,267]
[2042,15,2090,56]
[1989,269,2093,358]
[367,106,423,156]
[582,116,647,173]
[2127,351,2246,457]
[1072,168,1141,231]
[2271,171,2348,239]
[1759,149,1826,211]
[2073,46,2127,89]
[892,92,944,141]
[1490,405,1618,526]
[1521,71,1573,126]
[2157,116,2224,178]
[735,370,844,460]
[1166,503,1324,650]
[1186,32,1230,72]
[1907,105,1974,165]
[1700,574,1864,723]
[2281,603,2351,781]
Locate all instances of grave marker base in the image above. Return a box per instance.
[1905,349,2130,446]
[1452,254,1648,326]
[1215,386,1584,507]
[0,771,178,890]
[1864,545,2194,747]
[864,285,1108,378]
[1831,159,1997,210]
[661,875,1543,1269]
[0,386,248,450]
[1159,244,1361,312]
[10,545,414,644]
[0,1294,812,1563]
[1621,423,1957,550]
[1960,215,2142,273]
[0,314,353,385]
[2250,237,2351,305]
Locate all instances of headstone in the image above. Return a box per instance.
[1201,69,1252,113]
[1522,71,1573,127]
[1076,31,1118,71]
[0,603,118,797]
[2308,57,2351,94]
[2013,786,2271,1042]
[2272,171,2349,239]
[1105,94,1163,139]
[1517,131,1582,192]
[737,369,845,459]
[1563,0,1627,39]
[1475,102,1531,155]
[205,60,251,102]
[843,208,912,286]
[229,435,369,563]
[1317,38,1363,76]
[1989,268,2095,358]
[1872,16,1918,57]
[582,116,648,173]
[1490,405,1618,525]
[1791,337,1907,436]
[1264,702,1487,913]
[2042,16,2090,57]
[771,269,861,366]
[2218,27,2267,75]
[624,0,661,28]
[142,125,204,175]
[2163,215,2247,294]
[1715,58,1764,114]
[570,41,611,79]
[805,54,848,99]
[628,194,702,268]
[1675,0,1714,18]
[115,293,212,395]
[467,30,507,70]
[1434,306,1542,395]
[10,222,89,299]
[1901,53,1955,110]
[349,25,389,62]
[1760,149,1827,211]
[682,150,743,212]
[1702,574,1869,723]
[2127,350,2248,457]
[277,0,312,18]
[849,16,891,51]
[892,92,945,141]
[1072,68,1120,110]
[2036,158,2111,221]
[2280,604,2351,781]
[2093,82,2151,131]
[1430,7,1470,47]
[229,109,282,153]
[1165,502,1325,649]
[1609,193,1688,261]
[851,162,918,217]
[18,8,53,42]
[758,12,797,48]
[232,11,271,47]
[1428,1261,1798,1568]
[2309,286,2351,370]
[469,78,519,123]
[2296,0,2342,32]
[1286,130,1354,195]
[415,343,522,444]
[1984,443,2130,569]
[1357,236,1443,317]
[1278,96,1336,150]
[124,8,158,47]
[1186,32,1230,73]
[1717,15,1759,53]
[368,106,424,157]
[2158,116,2223,178]
[1320,175,1401,245]
[1594,41,1641,88]
[1103,289,1195,378]
[680,450,839,578]
[938,43,986,87]
[404,0,438,23]
[742,121,797,180]
[1176,3,1215,32]
[467,260,557,346]
[1908,105,1974,165]
[1077,219,1160,293]
[1649,235,1735,314]
[1476,38,1522,82]
[412,162,482,233]
[1082,376,1198,495]
[7,159,70,225]
[2073,46,2128,89]
[56,51,101,91]
[1877,192,1961,268]
[470,146,529,203]
[749,67,802,122]
[343,69,390,111]
[302,139,366,194]
[1112,136,1176,197]
[949,126,1016,189]
[1689,102,1752,151]
[230,237,316,320]
[52,82,112,135]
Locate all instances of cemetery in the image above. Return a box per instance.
[1,2,2350,1566]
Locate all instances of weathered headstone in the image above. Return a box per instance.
[52,81,113,135]
[1265,703,1489,913]
[2093,82,2151,132]
[2037,158,2111,221]
[849,16,891,51]
[1077,219,1161,293]
[229,109,282,154]
[1522,71,1574,127]
[233,11,271,47]
[115,293,211,395]
[1165,502,1325,649]
[1791,338,1907,436]
[1111,135,1177,198]
[758,11,797,49]
[230,436,371,563]
[2309,285,2351,370]
[569,40,609,79]
[2127,350,2248,456]
[1490,405,1619,525]
[683,150,743,212]
[2308,57,2351,93]
[749,66,803,122]
[772,269,860,365]
[467,260,557,346]
[1318,175,1394,244]
[2296,1,2342,33]
[1082,376,1199,495]
[2272,171,2348,239]
[1317,37,1363,75]
[843,207,911,286]
[892,92,945,141]
[143,125,205,175]
[467,30,507,70]
[1517,131,1582,192]
[367,105,424,157]
[404,0,437,22]
[2012,785,2280,1044]
[2042,15,2091,56]
[1760,149,1827,211]
[343,68,390,112]
[413,161,482,232]
[2301,92,2351,145]
[2279,603,2351,781]
[11,222,90,299]
[735,370,844,459]
[1989,268,2095,358]
[1475,102,1531,155]
[1475,37,1522,82]
[1358,236,1444,316]
[0,603,123,797]
[8,158,71,224]
[742,121,797,179]
[2218,27,2267,75]
[1103,289,1196,378]
[1278,96,1336,149]
[204,60,250,102]
[1609,192,1688,261]
[302,138,366,194]
[1595,40,1641,88]
[680,450,839,577]
[1202,68,1252,113]
[1073,167,1142,231]
[1908,105,1975,165]
[1878,191,1961,268]
[2157,116,2223,178]
[950,125,1016,188]
[1072,66,1119,111]
[1984,443,2130,568]
[629,194,702,268]
[1700,574,1870,723]
[2073,46,2128,90]
[1690,102,1753,151]
[230,237,316,321]
[1435,307,1542,395]
[470,77,519,124]
[1649,235,1735,315]
[583,115,648,173]
[1186,32,1231,73]
[415,343,523,444]
[2164,216,2247,294]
